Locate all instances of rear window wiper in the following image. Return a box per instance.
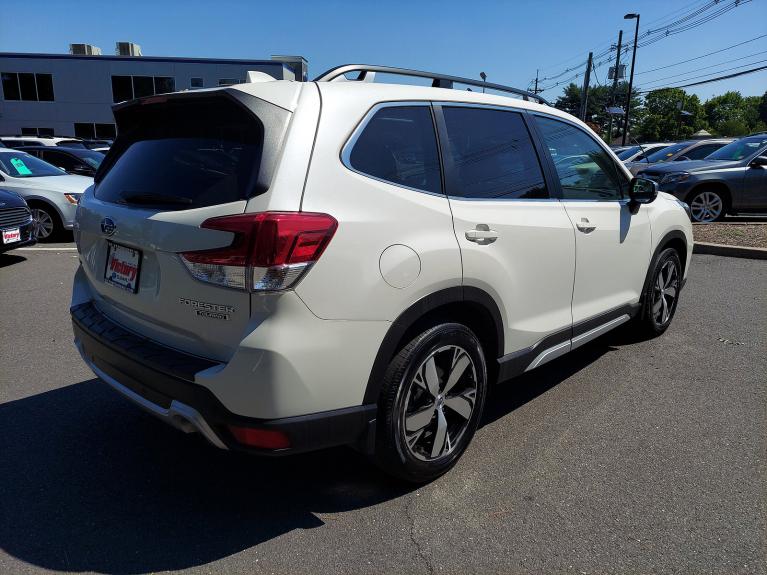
[120,192,194,206]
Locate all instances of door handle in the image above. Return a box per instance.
[575,218,596,234]
[465,224,499,244]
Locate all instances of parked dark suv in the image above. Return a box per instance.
[639,135,767,222]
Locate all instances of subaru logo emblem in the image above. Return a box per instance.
[101,217,116,236]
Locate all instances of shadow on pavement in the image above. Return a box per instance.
[0,330,632,573]
[0,254,27,269]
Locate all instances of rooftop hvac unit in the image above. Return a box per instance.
[116,42,142,57]
[70,44,102,55]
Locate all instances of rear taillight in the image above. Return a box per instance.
[228,425,291,450]
[180,212,337,292]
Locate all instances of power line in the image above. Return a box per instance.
[638,51,767,87]
[634,34,767,75]
[638,64,767,92]
[640,58,767,90]
[534,0,755,94]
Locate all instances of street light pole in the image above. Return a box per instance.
[622,13,640,145]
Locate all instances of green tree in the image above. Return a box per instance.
[758,91,767,125]
[554,82,640,143]
[634,88,705,141]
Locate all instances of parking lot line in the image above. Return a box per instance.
[16,247,78,252]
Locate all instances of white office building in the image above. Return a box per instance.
[0,43,307,139]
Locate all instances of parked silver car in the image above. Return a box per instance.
[616,142,673,164]
[626,139,733,175]
[0,148,93,240]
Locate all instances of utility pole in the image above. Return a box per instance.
[579,52,593,121]
[622,13,641,146]
[533,69,540,94]
[606,30,623,144]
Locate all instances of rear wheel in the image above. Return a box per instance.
[30,204,62,242]
[636,248,682,336]
[374,323,487,483]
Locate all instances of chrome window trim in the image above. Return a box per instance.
[340,100,446,197]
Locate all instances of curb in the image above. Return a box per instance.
[693,242,767,260]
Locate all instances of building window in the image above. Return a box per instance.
[1,72,54,101]
[111,75,176,103]
[190,77,203,89]
[218,78,241,86]
[111,76,133,103]
[21,127,55,137]
[74,122,117,140]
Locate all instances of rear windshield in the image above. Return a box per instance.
[616,146,642,160]
[706,137,767,161]
[56,140,88,149]
[0,151,66,178]
[95,97,266,209]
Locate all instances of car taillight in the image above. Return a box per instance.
[227,425,291,450]
[180,212,337,292]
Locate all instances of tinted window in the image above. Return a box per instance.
[96,97,270,209]
[95,123,117,139]
[132,76,154,99]
[112,76,133,103]
[2,72,20,100]
[616,145,642,160]
[535,115,625,200]
[684,143,724,160]
[0,151,66,177]
[36,74,54,101]
[154,76,175,94]
[349,106,441,194]
[74,122,96,139]
[42,150,79,171]
[190,77,204,89]
[18,73,37,100]
[442,107,547,199]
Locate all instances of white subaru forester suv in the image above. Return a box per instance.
[71,65,693,482]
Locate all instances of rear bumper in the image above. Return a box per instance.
[72,302,376,455]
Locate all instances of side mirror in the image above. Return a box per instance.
[749,155,767,168]
[628,177,658,207]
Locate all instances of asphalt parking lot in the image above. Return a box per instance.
[1,246,765,575]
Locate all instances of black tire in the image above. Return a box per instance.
[636,248,682,336]
[374,323,487,483]
[29,203,63,242]
[686,188,727,223]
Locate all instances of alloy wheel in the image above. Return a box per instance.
[652,260,679,326]
[689,191,723,223]
[31,208,54,239]
[401,345,477,461]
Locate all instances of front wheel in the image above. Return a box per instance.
[688,189,726,222]
[636,248,682,336]
[374,323,487,483]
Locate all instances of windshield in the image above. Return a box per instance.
[617,146,642,160]
[0,151,66,178]
[77,150,105,169]
[645,143,688,163]
[705,137,767,161]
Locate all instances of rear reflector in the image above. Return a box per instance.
[180,212,337,292]
[228,426,291,449]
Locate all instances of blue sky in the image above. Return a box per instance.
[1,0,765,102]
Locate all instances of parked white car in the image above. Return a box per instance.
[0,135,88,149]
[71,65,693,482]
[0,148,93,240]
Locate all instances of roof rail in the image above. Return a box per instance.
[314,64,551,106]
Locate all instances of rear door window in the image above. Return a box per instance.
[441,106,547,199]
[347,105,442,194]
[95,96,280,210]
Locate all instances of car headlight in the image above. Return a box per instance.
[64,193,82,205]
[660,172,690,185]
[673,198,692,220]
